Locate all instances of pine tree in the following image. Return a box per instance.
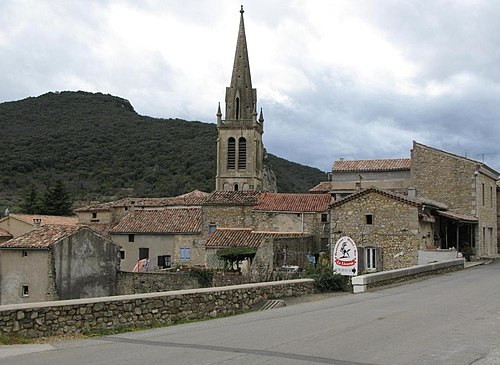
[20,184,41,214]
[41,181,73,216]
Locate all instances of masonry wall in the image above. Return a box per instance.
[331,192,420,270]
[201,205,255,239]
[476,171,498,255]
[0,218,32,238]
[0,279,315,338]
[52,229,121,300]
[116,271,200,295]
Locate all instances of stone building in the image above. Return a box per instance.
[411,141,498,257]
[330,187,441,272]
[215,6,266,192]
[109,208,205,271]
[0,213,77,239]
[0,225,120,305]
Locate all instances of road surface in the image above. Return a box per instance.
[2,261,500,364]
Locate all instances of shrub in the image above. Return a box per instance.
[306,264,350,292]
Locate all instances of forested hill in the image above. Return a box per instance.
[0,91,326,211]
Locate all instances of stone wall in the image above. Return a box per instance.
[116,271,200,295]
[201,205,255,240]
[331,191,420,270]
[0,279,315,338]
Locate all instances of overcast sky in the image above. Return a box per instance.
[2,0,500,172]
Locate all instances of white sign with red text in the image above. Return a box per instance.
[333,236,358,276]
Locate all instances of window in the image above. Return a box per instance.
[235,97,240,119]
[365,214,373,225]
[91,212,99,222]
[120,250,125,260]
[139,247,149,260]
[320,238,329,251]
[21,285,29,297]
[180,247,190,261]
[238,137,246,169]
[234,183,239,191]
[92,212,97,219]
[227,137,236,169]
[321,213,328,223]
[365,248,377,272]
[490,186,493,208]
[482,183,485,206]
[208,224,217,234]
[158,255,172,269]
[128,234,135,243]
[21,250,28,257]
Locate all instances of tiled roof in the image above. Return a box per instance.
[203,191,261,206]
[309,181,333,193]
[0,228,12,238]
[74,190,210,212]
[332,158,411,172]
[205,228,307,248]
[7,214,78,226]
[436,211,478,223]
[109,208,201,234]
[255,193,331,212]
[0,225,81,249]
[330,187,422,208]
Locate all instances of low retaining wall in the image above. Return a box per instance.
[351,259,465,293]
[116,271,200,295]
[0,279,315,338]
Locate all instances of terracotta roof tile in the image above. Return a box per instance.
[74,190,210,212]
[0,228,12,238]
[205,228,307,248]
[255,193,331,212]
[309,181,333,193]
[109,208,201,234]
[436,211,478,223]
[0,225,81,249]
[8,214,78,226]
[203,191,261,206]
[332,158,411,172]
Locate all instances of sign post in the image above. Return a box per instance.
[333,236,358,276]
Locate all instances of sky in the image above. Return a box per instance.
[2,0,500,172]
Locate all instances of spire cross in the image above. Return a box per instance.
[240,5,244,14]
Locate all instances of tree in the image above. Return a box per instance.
[217,246,257,272]
[41,180,73,216]
[20,184,41,214]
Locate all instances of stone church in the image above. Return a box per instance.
[216,6,276,192]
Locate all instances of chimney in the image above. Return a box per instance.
[130,200,135,217]
[33,218,42,229]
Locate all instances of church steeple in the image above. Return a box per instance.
[215,6,265,192]
[225,5,256,121]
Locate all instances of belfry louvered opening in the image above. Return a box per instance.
[227,137,236,169]
[238,137,246,169]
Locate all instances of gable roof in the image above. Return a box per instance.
[203,191,261,206]
[205,228,307,248]
[0,228,13,238]
[309,181,333,194]
[333,158,411,172]
[0,225,82,249]
[255,193,331,212]
[330,187,423,208]
[3,214,78,226]
[109,208,201,234]
[74,190,210,212]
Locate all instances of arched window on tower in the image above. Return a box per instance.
[238,137,246,169]
[234,183,239,191]
[235,97,240,119]
[227,137,236,169]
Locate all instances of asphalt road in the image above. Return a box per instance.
[2,261,500,365]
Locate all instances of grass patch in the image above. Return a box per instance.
[0,334,34,345]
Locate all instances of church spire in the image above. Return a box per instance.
[225,5,256,121]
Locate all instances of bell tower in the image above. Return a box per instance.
[216,6,264,191]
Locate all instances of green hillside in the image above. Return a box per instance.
[0,91,326,211]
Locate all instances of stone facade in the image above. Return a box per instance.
[411,141,498,256]
[116,271,200,295]
[331,190,429,271]
[0,279,315,338]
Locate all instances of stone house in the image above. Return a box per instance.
[205,227,313,278]
[109,208,204,271]
[253,192,332,252]
[0,214,77,239]
[0,225,120,305]
[74,190,209,235]
[330,187,443,272]
[411,141,498,257]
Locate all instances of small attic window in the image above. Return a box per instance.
[21,285,29,297]
[365,214,373,225]
[92,212,97,219]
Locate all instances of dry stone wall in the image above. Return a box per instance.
[0,279,315,338]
